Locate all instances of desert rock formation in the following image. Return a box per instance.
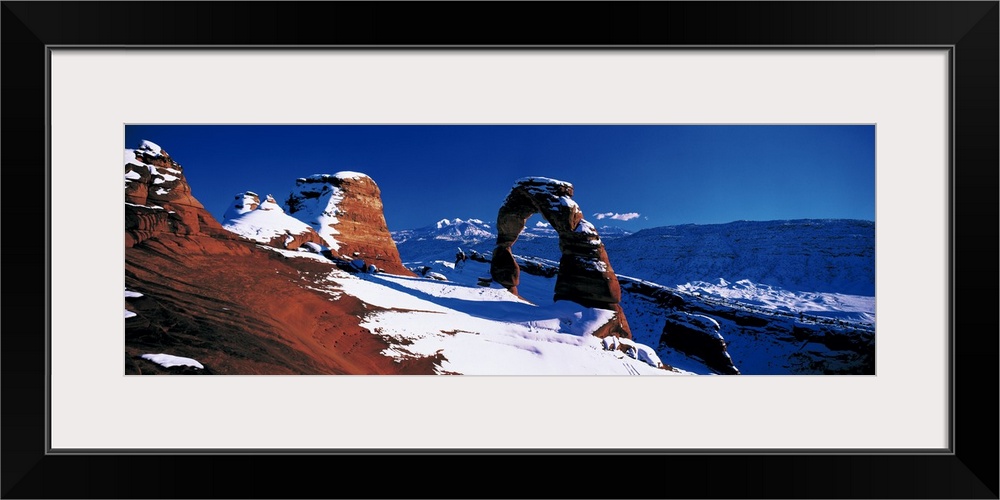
[124,141,227,248]
[285,173,411,275]
[490,177,631,339]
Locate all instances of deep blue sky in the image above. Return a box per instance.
[124,125,875,231]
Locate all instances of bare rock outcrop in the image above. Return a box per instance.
[285,172,411,275]
[490,177,631,339]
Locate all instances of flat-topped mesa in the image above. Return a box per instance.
[491,177,631,339]
[284,172,412,275]
[124,140,225,247]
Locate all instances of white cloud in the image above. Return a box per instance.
[593,212,640,221]
[535,221,550,228]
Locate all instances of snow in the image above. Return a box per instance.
[223,192,260,220]
[152,172,178,183]
[558,196,580,210]
[574,256,608,273]
[397,218,873,375]
[675,279,875,323]
[315,259,677,375]
[124,169,141,181]
[259,216,872,375]
[285,177,346,251]
[125,202,164,210]
[301,242,327,254]
[634,344,663,368]
[605,219,875,296]
[141,353,204,369]
[258,195,283,211]
[514,176,574,190]
[222,204,317,245]
[124,287,142,319]
[334,171,368,181]
[154,188,169,195]
[435,218,485,229]
[137,140,163,156]
[263,246,338,264]
[574,219,601,242]
[124,149,145,168]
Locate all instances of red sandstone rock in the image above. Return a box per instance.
[285,173,412,275]
[490,177,631,339]
[126,234,437,375]
[124,143,225,246]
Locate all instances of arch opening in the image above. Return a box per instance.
[489,177,631,339]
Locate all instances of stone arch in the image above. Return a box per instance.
[490,177,631,338]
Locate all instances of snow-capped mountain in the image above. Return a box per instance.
[392,217,632,262]
[392,218,496,244]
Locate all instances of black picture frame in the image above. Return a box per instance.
[3,2,997,498]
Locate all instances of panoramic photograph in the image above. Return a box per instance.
[124,124,875,375]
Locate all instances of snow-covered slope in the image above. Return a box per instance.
[222,193,324,249]
[395,253,874,375]
[264,247,681,375]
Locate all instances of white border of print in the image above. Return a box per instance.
[49,50,948,450]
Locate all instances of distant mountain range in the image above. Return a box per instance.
[391,217,631,262]
[394,218,874,296]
